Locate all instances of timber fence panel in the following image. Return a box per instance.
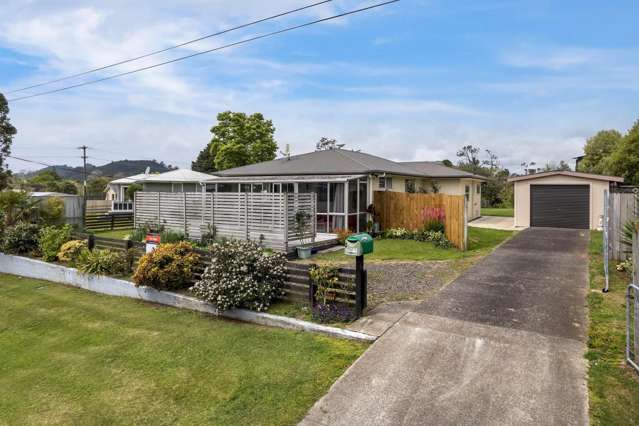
[373,191,466,250]
[134,192,315,252]
[610,190,639,260]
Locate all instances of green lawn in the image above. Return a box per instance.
[95,228,135,240]
[587,231,639,425]
[311,227,514,263]
[481,207,514,217]
[0,274,367,425]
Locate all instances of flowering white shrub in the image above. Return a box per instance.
[191,240,287,311]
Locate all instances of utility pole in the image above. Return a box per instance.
[79,145,88,228]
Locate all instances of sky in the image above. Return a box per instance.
[1,0,638,174]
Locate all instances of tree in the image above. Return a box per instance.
[0,93,17,190]
[25,170,78,194]
[205,111,278,171]
[86,177,110,198]
[543,160,571,171]
[456,145,482,174]
[441,159,453,167]
[607,120,639,185]
[191,145,216,173]
[125,183,143,201]
[577,130,622,174]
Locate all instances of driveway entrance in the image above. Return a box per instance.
[302,228,589,425]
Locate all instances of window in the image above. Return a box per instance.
[405,179,416,193]
[465,185,470,201]
[379,176,392,190]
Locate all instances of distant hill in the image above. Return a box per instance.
[22,160,174,180]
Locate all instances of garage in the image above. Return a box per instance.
[530,184,589,229]
[508,171,624,230]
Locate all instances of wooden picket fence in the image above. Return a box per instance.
[373,191,467,250]
[70,232,361,313]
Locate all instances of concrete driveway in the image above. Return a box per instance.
[469,215,515,231]
[302,228,589,426]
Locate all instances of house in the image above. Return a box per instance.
[106,173,149,202]
[107,170,215,201]
[212,148,485,233]
[508,170,624,230]
[139,169,215,193]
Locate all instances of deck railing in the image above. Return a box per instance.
[134,192,317,252]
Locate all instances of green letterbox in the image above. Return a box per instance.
[345,233,374,256]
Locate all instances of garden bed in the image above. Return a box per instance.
[0,273,368,425]
[0,253,374,342]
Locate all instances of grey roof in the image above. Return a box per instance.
[401,161,487,180]
[212,174,366,183]
[216,149,484,180]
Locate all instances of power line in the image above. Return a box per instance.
[6,0,332,95]
[7,155,87,177]
[7,0,399,103]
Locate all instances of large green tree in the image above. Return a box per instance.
[577,129,622,174]
[0,93,17,190]
[607,120,639,185]
[195,111,278,172]
[191,145,216,173]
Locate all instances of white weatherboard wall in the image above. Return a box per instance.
[0,254,375,342]
[513,175,609,229]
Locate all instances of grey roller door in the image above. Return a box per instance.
[530,185,589,229]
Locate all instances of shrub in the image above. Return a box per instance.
[133,242,200,290]
[77,248,130,276]
[0,191,39,226]
[383,227,453,249]
[191,240,286,311]
[334,228,352,245]
[38,225,72,261]
[38,197,65,225]
[310,264,340,305]
[129,224,187,244]
[421,207,445,233]
[1,222,40,255]
[58,240,87,264]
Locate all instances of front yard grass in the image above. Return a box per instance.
[587,231,639,425]
[311,227,513,263]
[94,228,134,240]
[0,274,367,425]
[480,207,513,217]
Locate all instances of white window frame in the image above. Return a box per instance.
[379,176,392,190]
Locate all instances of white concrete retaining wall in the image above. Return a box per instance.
[0,253,375,342]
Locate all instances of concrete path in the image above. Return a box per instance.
[468,215,516,231]
[302,228,589,426]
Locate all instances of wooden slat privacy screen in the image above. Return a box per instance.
[373,191,467,250]
[134,192,316,252]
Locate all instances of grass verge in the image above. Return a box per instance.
[0,273,367,425]
[480,207,513,217]
[587,231,639,425]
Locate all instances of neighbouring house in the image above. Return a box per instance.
[107,170,215,202]
[212,148,485,233]
[106,173,149,202]
[508,170,624,230]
